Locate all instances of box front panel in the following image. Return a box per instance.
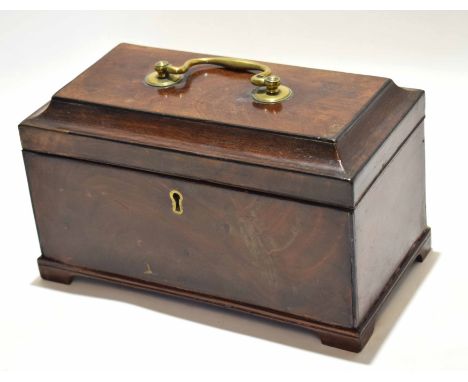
[24,152,354,327]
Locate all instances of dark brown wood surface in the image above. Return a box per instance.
[54,43,390,140]
[20,44,425,208]
[36,227,430,353]
[24,151,354,327]
[353,122,428,324]
[19,43,431,352]
[19,101,354,208]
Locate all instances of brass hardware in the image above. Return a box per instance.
[169,190,183,215]
[145,56,292,103]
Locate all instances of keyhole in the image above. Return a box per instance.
[173,193,181,212]
[169,190,183,215]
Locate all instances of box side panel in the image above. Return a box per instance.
[354,123,428,324]
[24,152,354,327]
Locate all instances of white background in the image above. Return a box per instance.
[1,11,467,379]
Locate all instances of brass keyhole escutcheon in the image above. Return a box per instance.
[169,190,183,215]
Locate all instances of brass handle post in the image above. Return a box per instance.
[145,56,292,103]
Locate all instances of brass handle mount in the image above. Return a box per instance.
[145,57,292,104]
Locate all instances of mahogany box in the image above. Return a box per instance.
[19,44,431,352]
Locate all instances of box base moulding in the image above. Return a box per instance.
[37,228,431,353]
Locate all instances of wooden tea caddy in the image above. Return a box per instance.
[20,44,431,352]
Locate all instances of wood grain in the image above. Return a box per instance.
[19,43,431,352]
[354,123,428,324]
[25,151,354,327]
[19,44,424,208]
[54,43,389,140]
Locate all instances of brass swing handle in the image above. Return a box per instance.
[144,57,292,103]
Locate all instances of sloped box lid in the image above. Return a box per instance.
[19,43,424,209]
